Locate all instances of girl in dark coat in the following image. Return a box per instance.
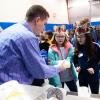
[73,28,100,94]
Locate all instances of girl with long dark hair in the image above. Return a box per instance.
[74,28,100,94]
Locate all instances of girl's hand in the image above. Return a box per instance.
[87,68,94,74]
[76,67,81,73]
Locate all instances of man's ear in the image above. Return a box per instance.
[35,17,41,23]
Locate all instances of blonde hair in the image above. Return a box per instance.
[51,32,68,47]
[80,18,89,25]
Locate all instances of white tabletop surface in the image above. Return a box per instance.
[0,81,99,100]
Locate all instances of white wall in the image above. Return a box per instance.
[68,0,100,23]
[68,0,90,23]
[91,4,100,22]
[0,0,69,24]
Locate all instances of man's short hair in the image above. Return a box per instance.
[26,5,49,21]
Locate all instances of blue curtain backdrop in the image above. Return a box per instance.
[0,21,100,31]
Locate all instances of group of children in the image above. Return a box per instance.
[33,18,100,94]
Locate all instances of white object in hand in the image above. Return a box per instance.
[62,60,70,69]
